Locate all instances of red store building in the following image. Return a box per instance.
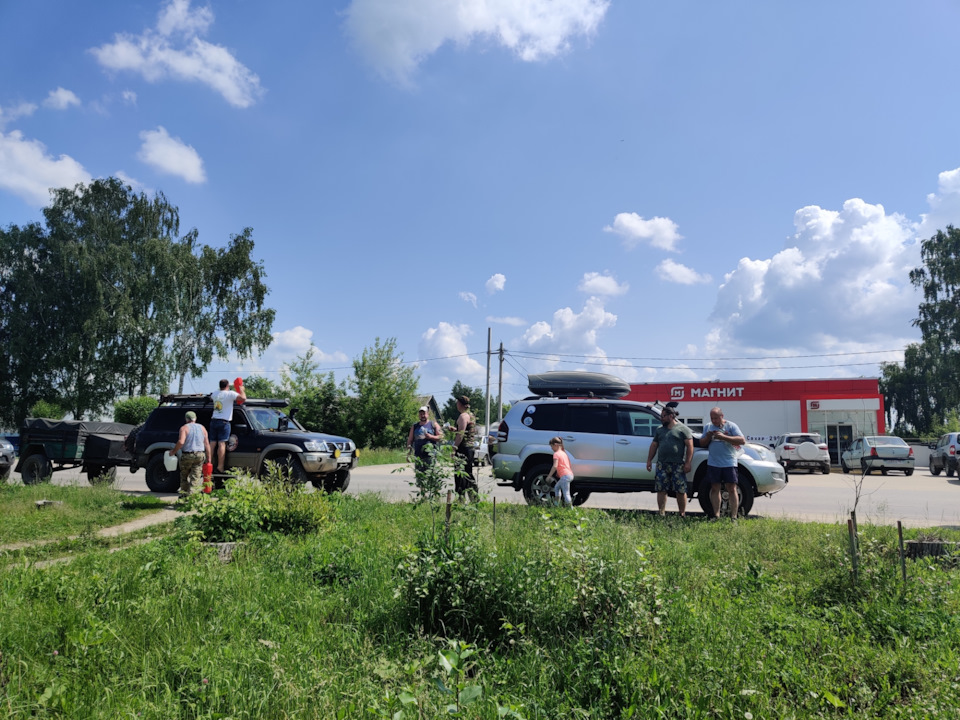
[625,378,885,465]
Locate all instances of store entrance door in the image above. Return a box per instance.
[826,424,854,465]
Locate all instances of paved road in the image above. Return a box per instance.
[10,462,960,529]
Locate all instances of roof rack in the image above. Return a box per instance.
[158,394,290,408]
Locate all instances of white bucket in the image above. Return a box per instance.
[163,452,178,471]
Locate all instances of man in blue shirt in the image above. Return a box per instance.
[699,406,746,519]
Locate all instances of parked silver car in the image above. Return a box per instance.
[929,432,959,477]
[840,436,914,476]
[772,433,831,474]
[491,378,787,516]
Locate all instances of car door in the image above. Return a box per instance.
[612,405,659,485]
[557,403,615,481]
[846,439,863,465]
[227,407,259,472]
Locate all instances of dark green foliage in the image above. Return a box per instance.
[112,396,159,425]
[241,374,279,399]
[0,177,275,425]
[883,225,960,432]
[28,399,67,421]
[347,337,419,448]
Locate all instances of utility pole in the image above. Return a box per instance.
[484,327,492,434]
[498,342,505,425]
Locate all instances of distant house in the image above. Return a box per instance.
[415,395,443,422]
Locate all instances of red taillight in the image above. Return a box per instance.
[783,444,796,450]
[950,445,956,457]
[870,447,878,457]
[909,446,914,457]
[498,421,509,443]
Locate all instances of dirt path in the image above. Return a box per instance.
[0,508,181,553]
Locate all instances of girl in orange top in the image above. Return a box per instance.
[547,436,574,507]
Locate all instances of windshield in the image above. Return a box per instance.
[247,407,290,432]
[868,436,908,447]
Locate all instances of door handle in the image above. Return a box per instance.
[616,439,631,444]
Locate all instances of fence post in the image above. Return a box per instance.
[847,517,859,585]
[897,520,907,585]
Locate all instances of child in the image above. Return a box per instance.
[547,437,574,507]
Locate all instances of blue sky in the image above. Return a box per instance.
[3,0,960,407]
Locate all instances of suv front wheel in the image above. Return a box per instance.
[695,469,755,517]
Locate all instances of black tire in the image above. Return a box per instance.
[905,469,914,476]
[86,465,117,485]
[145,453,179,493]
[316,468,350,493]
[930,458,941,476]
[21,453,53,485]
[861,460,871,476]
[696,474,754,517]
[0,465,10,481]
[947,464,955,478]
[571,489,591,506]
[736,477,755,517]
[881,468,888,476]
[841,458,850,473]
[821,464,830,475]
[275,454,307,484]
[521,462,554,506]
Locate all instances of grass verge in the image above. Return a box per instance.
[0,496,958,718]
[0,483,170,545]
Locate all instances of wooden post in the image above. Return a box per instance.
[493,497,497,540]
[850,510,859,562]
[897,520,907,585]
[445,490,453,539]
[847,517,859,585]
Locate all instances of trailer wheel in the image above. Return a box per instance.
[21,453,53,485]
[145,453,179,493]
[87,465,118,485]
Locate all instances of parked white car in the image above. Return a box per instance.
[841,436,915,476]
[772,433,830,474]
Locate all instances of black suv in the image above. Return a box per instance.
[131,394,357,493]
[929,432,959,477]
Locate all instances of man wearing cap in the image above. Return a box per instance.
[168,411,212,496]
[645,406,694,517]
[407,406,444,477]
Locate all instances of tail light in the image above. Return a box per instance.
[783,444,796,450]
[870,447,878,457]
[950,445,956,457]
[908,446,914,457]
[498,421,509,443]
[818,444,827,450]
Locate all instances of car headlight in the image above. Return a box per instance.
[0,442,12,452]
[303,441,329,452]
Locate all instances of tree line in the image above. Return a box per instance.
[0,178,274,427]
[880,225,960,435]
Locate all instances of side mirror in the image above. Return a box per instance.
[233,423,249,433]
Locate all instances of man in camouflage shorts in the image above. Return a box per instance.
[645,406,694,517]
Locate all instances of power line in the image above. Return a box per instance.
[510,348,907,362]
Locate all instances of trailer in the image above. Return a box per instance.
[15,418,135,484]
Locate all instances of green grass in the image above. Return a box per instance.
[1,496,958,718]
[0,483,169,545]
[357,447,408,466]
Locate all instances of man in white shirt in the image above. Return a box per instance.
[210,378,247,473]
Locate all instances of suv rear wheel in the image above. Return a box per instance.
[145,453,179,493]
[521,462,554,506]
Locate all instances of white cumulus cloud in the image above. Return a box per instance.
[137,126,205,183]
[419,322,486,386]
[0,102,38,127]
[578,271,628,296]
[0,130,90,205]
[486,315,526,327]
[486,273,506,293]
[90,0,264,108]
[43,87,81,110]
[459,291,478,308]
[604,212,682,251]
[707,197,920,355]
[344,0,610,85]
[657,259,712,285]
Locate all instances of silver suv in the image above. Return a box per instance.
[490,376,786,516]
[929,432,959,477]
[772,433,830,475]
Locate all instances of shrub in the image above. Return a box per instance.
[29,399,66,419]
[113,396,159,425]
[184,470,332,542]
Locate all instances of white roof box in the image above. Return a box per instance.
[527,371,631,399]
